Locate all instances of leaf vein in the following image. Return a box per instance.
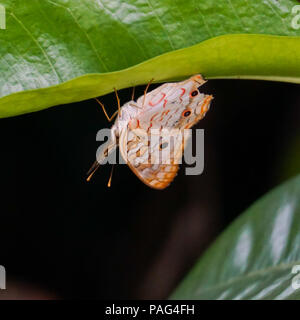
[145,0,175,50]
[9,12,62,83]
[48,0,109,72]
[96,0,149,63]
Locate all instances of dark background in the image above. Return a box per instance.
[0,79,299,299]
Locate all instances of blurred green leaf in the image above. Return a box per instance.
[1,0,300,117]
[171,174,300,300]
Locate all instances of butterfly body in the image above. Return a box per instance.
[88,75,213,189]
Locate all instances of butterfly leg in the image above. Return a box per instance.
[95,98,118,122]
[107,164,115,187]
[131,86,135,101]
[142,78,154,106]
[86,161,100,182]
[87,134,118,182]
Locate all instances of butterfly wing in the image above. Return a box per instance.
[119,127,190,189]
[117,74,210,189]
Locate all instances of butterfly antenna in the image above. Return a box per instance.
[86,161,100,182]
[95,98,119,122]
[131,86,135,101]
[113,88,121,117]
[107,165,115,187]
[143,78,154,106]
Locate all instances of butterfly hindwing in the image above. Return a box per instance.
[119,127,191,189]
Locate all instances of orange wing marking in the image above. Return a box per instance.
[149,93,166,107]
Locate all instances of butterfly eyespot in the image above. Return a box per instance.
[190,90,198,97]
[182,110,191,117]
[160,142,168,150]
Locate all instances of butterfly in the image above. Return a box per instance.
[87,74,213,189]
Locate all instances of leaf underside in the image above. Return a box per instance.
[171,174,300,300]
[0,0,300,117]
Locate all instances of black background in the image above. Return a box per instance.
[0,79,299,299]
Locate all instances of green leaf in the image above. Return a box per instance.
[171,174,300,300]
[1,0,300,118]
